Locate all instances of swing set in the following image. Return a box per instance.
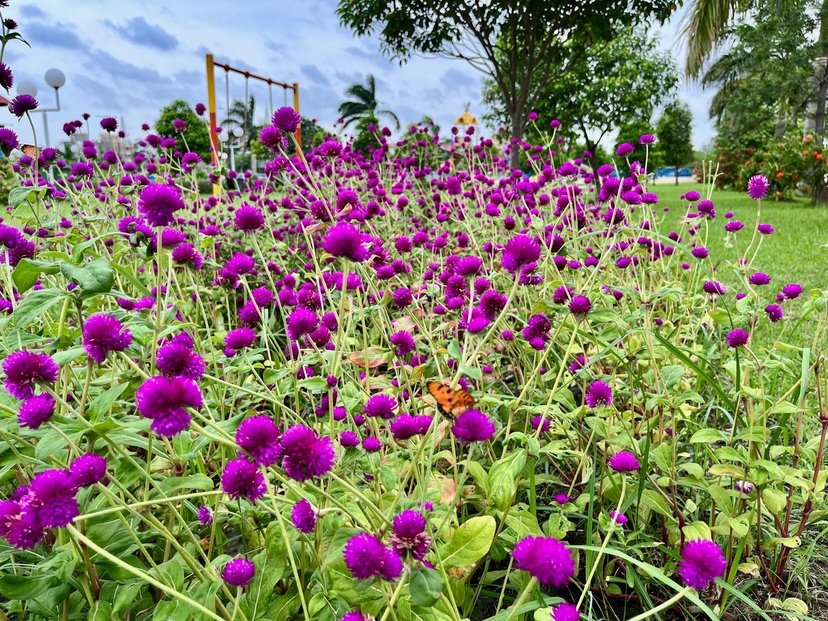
[204,53,300,173]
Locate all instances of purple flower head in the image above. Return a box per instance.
[259,125,285,152]
[748,175,769,200]
[748,272,770,286]
[532,415,551,433]
[585,381,612,408]
[135,376,203,436]
[286,307,319,340]
[234,205,265,233]
[195,103,206,116]
[512,536,575,587]
[3,351,59,400]
[339,613,371,621]
[18,393,56,429]
[173,119,187,133]
[279,425,335,482]
[391,510,431,560]
[340,431,360,447]
[724,220,744,233]
[615,142,635,157]
[323,222,367,261]
[451,410,495,442]
[100,117,118,132]
[551,603,580,621]
[221,458,266,502]
[765,304,784,323]
[502,235,541,273]
[390,330,415,357]
[9,94,38,118]
[364,394,397,419]
[758,223,774,235]
[569,295,591,315]
[69,455,107,487]
[291,499,317,533]
[28,469,78,528]
[677,539,727,590]
[554,493,570,504]
[726,329,750,348]
[236,416,281,466]
[703,281,726,296]
[198,506,213,525]
[0,127,18,154]
[156,342,205,380]
[0,62,13,91]
[226,252,255,276]
[272,107,301,133]
[608,451,640,472]
[222,558,255,587]
[390,414,432,440]
[82,314,132,363]
[344,533,402,581]
[138,184,185,227]
[610,510,628,525]
[639,134,656,145]
[362,436,381,452]
[782,283,802,300]
[225,327,257,351]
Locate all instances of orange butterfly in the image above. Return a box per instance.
[427,381,476,418]
[20,144,39,158]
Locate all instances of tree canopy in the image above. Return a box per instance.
[156,100,212,162]
[337,0,677,166]
[338,74,400,130]
[656,100,694,184]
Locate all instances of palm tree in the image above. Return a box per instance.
[338,74,400,130]
[222,96,262,152]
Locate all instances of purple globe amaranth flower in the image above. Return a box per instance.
[236,416,281,466]
[390,414,432,440]
[279,425,335,482]
[610,510,629,525]
[272,107,301,133]
[340,431,360,447]
[726,328,750,348]
[363,394,397,419]
[677,539,727,590]
[291,499,317,533]
[390,330,415,357]
[286,307,319,340]
[502,235,541,273]
[748,175,769,200]
[362,436,382,452]
[225,327,257,351]
[18,393,56,429]
[608,451,640,472]
[0,127,18,154]
[532,415,551,433]
[615,142,635,157]
[339,613,371,621]
[222,458,266,502]
[100,117,118,132]
[512,536,575,587]
[69,455,107,487]
[782,283,802,300]
[765,304,784,323]
[173,119,187,133]
[3,351,60,400]
[748,272,770,286]
[225,252,255,275]
[195,103,206,116]
[135,376,203,436]
[391,510,430,560]
[758,223,774,235]
[724,220,744,233]
[569,295,591,315]
[198,506,213,525]
[28,469,79,528]
[585,381,612,408]
[222,558,256,587]
[82,314,132,363]
[451,410,495,442]
[703,281,726,296]
[138,183,185,227]
[9,94,37,118]
[156,342,205,380]
[323,222,367,261]
[259,125,285,152]
[0,62,13,91]
[234,205,265,233]
[551,602,580,621]
[343,533,402,581]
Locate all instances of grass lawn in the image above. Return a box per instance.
[650,184,828,346]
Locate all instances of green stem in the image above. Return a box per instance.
[626,586,692,621]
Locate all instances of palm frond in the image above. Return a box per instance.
[681,0,736,78]
[377,109,401,130]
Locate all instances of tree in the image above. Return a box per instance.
[338,74,400,130]
[481,29,676,170]
[156,100,211,162]
[656,100,694,185]
[337,0,676,168]
[222,96,263,154]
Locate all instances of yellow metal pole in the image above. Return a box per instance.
[293,83,301,150]
[205,53,220,197]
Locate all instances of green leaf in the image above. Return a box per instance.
[0,574,54,600]
[322,527,361,569]
[466,460,489,495]
[112,261,152,297]
[762,488,787,514]
[157,474,214,495]
[51,347,85,366]
[265,589,302,621]
[488,448,527,510]
[689,429,724,444]
[409,567,443,607]
[12,259,60,293]
[88,383,130,422]
[8,186,34,207]
[60,257,114,295]
[505,509,543,538]
[661,364,685,389]
[13,288,68,327]
[88,600,113,621]
[239,554,285,620]
[639,489,673,518]
[438,515,495,568]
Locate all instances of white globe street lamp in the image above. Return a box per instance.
[228,125,245,178]
[16,80,38,98]
[20,69,66,150]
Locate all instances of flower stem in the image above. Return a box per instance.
[626,586,692,621]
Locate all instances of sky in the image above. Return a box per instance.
[3,0,715,151]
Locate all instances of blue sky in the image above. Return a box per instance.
[4,1,715,150]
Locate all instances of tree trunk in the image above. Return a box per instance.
[808,0,828,144]
[509,106,525,170]
[773,103,788,139]
[675,166,679,186]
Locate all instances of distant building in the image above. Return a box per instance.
[94,132,136,160]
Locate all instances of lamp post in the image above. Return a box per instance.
[17,68,66,149]
[228,125,243,174]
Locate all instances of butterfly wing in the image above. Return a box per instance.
[450,389,477,417]
[21,144,39,158]
[427,381,476,418]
